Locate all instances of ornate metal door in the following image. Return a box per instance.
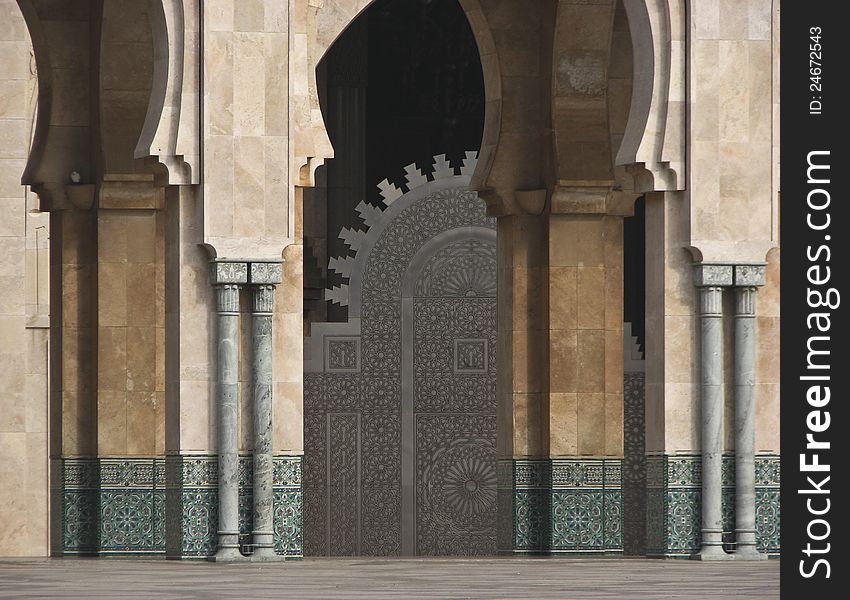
[303,155,497,556]
[405,239,497,555]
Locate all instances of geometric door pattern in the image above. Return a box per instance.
[303,153,497,555]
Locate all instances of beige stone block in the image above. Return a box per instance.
[0,191,23,239]
[62,389,95,456]
[606,78,632,135]
[664,383,700,452]
[604,393,624,457]
[0,237,24,278]
[549,266,577,332]
[718,41,749,144]
[496,267,513,332]
[511,330,545,394]
[665,315,697,384]
[490,30,539,78]
[154,390,165,455]
[603,216,624,267]
[274,381,303,453]
[755,382,780,452]
[0,41,31,80]
[263,39,289,134]
[0,158,27,198]
[98,262,127,326]
[576,392,605,456]
[233,34,266,137]
[50,69,90,128]
[0,352,24,431]
[126,326,156,392]
[576,267,605,329]
[274,311,303,384]
[278,245,303,315]
[18,374,45,436]
[155,326,165,392]
[127,391,156,455]
[0,431,27,549]
[604,328,624,394]
[0,117,26,159]
[0,7,27,43]
[235,0,264,32]
[555,3,612,52]
[60,326,95,394]
[179,379,213,452]
[549,217,604,268]
[548,392,577,456]
[24,328,49,375]
[576,329,604,393]
[0,274,24,309]
[124,212,156,263]
[511,267,545,332]
[126,263,157,327]
[756,316,780,381]
[97,210,127,263]
[264,136,289,235]
[501,77,542,135]
[265,0,289,32]
[97,326,127,392]
[496,328,513,391]
[760,248,780,318]
[553,96,608,144]
[549,329,577,394]
[603,267,623,331]
[664,247,697,318]
[59,211,96,266]
[155,263,165,328]
[0,315,25,352]
[718,0,748,40]
[233,137,266,236]
[205,32,234,136]
[97,390,127,455]
[512,392,543,457]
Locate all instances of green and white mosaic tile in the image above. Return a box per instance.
[645,454,780,557]
[60,455,302,558]
[499,459,624,554]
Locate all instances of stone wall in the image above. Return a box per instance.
[0,0,49,557]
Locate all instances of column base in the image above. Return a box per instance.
[691,546,734,561]
[249,547,287,562]
[209,546,247,563]
[734,546,768,561]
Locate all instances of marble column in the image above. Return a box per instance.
[210,261,248,562]
[733,266,767,560]
[248,262,284,561]
[693,265,733,560]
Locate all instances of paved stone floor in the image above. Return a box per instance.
[0,557,779,599]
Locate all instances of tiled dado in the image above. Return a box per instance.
[57,456,303,558]
[498,459,623,554]
[645,454,780,557]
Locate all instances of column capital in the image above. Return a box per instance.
[214,284,241,314]
[210,260,249,285]
[249,261,283,285]
[733,264,767,287]
[698,285,724,317]
[693,263,734,287]
[251,284,276,314]
[735,286,758,317]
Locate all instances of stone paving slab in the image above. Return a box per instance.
[0,557,779,599]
